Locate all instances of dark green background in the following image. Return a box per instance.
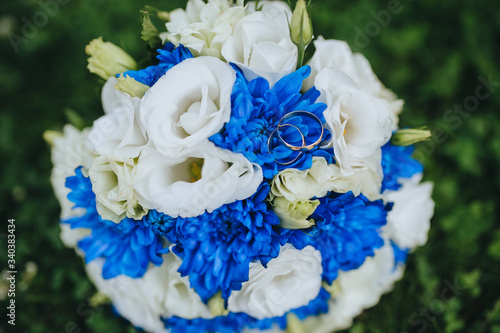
[1,0,499,332]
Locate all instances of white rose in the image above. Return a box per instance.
[304,37,403,128]
[301,242,404,333]
[49,124,95,248]
[140,57,235,157]
[162,0,246,58]
[221,2,297,86]
[315,68,392,173]
[227,244,322,319]
[88,77,148,161]
[271,156,382,202]
[88,156,147,223]
[85,253,212,333]
[383,174,434,249]
[134,142,262,218]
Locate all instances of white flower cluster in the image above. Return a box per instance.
[48,1,434,332]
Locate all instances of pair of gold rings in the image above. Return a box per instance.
[267,111,325,165]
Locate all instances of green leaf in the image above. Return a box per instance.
[140,10,162,49]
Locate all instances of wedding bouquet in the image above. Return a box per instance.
[46,0,435,332]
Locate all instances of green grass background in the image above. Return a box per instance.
[0,0,499,332]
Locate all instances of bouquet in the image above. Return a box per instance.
[46,0,435,332]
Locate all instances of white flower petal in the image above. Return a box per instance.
[271,156,382,202]
[140,57,235,157]
[315,68,392,173]
[304,37,403,129]
[85,253,212,333]
[134,142,262,218]
[221,5,296,86]
[301,242,404,333]
[228,244,322,319]
[383,174,434,249]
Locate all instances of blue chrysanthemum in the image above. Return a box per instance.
[63,167,166,279]
[162,287,330,333]
[287,192,388,285]
[210,65,333,179]
[151,183,284,303]
[120,42,193,87]
[381,143,423,192]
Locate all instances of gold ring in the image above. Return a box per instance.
[276,111,324,151]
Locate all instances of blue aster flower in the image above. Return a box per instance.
[287,192,388,285]
[381,143,423,192]
[151,183,284,303]
[210,65,333,179]
[162,287,330,332]
[63,167,166,279]
[120,43,193,87]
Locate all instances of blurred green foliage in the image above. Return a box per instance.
[0,0,499,332]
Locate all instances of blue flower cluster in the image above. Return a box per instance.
[210,65,333,179]
[286,192,388,284]
[151,183,285,302]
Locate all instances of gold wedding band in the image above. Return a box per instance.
[276,111,324,151]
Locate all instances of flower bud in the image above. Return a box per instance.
[208,292,229,317]
[115,74,149,98]
[85,37,137,80]
[89,292,111,307]
[391,128,432,146]
[290,0,313,47]
[286,313,305,333]
[43,130,63,146]
[272,197,319,229]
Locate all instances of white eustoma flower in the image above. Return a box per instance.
[303,37,404,128]
[221,1,297,86]
[88,77,148,161]
[315,69,392,173]
[49,124,95,248]
[134,142,262,218]
[301,242,404,333]
[270,156,382,202]
[140,57,235,157]
[228,244,323,319]
[88,156,147,223]
[383,174,434,249]
[85,253,212,333]
[162,0,247,58]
